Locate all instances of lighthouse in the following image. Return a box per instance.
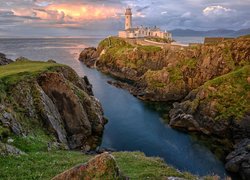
[119,7,172,40]
[125,8,132,30]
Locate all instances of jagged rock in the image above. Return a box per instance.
[225,139,250,180]
[16,56,31,62]
[79,47,98,68]
[232,112,250,140]
[169,102,230,137]
[80,37,250,101]
[47,59,57,63]
[0,106,23,136]
[0,142,25,156]
[0,61,106,151]
[52,152,125,180]
[0,53,13,65]
[35,83,69,148]
[37,72,98,149]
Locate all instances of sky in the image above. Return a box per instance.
[0,0,249,37]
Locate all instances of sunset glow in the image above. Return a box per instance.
[45,4,121,21]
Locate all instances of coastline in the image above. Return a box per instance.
[79,35,250,179]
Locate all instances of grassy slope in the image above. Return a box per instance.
[0,60,64,86]
[0,150,197,180]
[98,37,162,70]
[197,65,250,121]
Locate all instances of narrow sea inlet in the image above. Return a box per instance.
[0,38,226,177]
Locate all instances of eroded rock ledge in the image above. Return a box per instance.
[0,56,106,151]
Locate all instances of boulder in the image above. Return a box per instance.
[79,47,99,68]
[0,53,13,65]
[0,142,25,156]
[52,152,124,180]
[225,139,250,180]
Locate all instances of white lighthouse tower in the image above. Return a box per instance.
[125,8,132,30]
[119,7,172,40]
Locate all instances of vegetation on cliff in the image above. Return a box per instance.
[82,36,249,102]
[0,59,105,153]
[0,61,66,88]
[169,65,250,133]
[202,65,250,121]
[79,36,250,178]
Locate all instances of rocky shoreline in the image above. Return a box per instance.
[79,36,250,179]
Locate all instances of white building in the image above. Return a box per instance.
[119,8,172,40]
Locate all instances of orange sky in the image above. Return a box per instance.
[29,4,121,22]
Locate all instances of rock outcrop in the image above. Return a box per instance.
[0,53,13,65]
[52,152,124,180]
[0,142,25,156]
[0,58,106,151]
[79,36,250,101]
[225,139,250,180]
[79,47,99,68]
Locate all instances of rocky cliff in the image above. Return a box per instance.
[0,56,106,153]
[79,36,250,178]
[80,36,249,101]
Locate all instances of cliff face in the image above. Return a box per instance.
[0,58,105,152]
[79,37,250,178]
[169,65,250,137]
[80,37,249,102]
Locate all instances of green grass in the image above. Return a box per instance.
[98,37,162,71]
[0,151,91,180]
[98,36,133,50]
[113,152,196,179]
[0,61,64,86]
[238,34,250,39]
[11,131,55,153]
[0,151,197,180]
[201,65,250,121]
[138,45,162,53]
[145,37,171,43]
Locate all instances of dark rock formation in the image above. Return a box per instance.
[0,53,13,65]
[225,139,250,180]
[0,142,25,156]
[0,61,106,151]
[79,47,99,68]
[52,152,125,180]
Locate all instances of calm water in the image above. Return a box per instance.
[0,38,226,177]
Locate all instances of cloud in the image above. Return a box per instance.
[136,5,150,12]
[181,12,191,18]
[0,0,250,37]
[203,6,233,16]
[35,1,52,7]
